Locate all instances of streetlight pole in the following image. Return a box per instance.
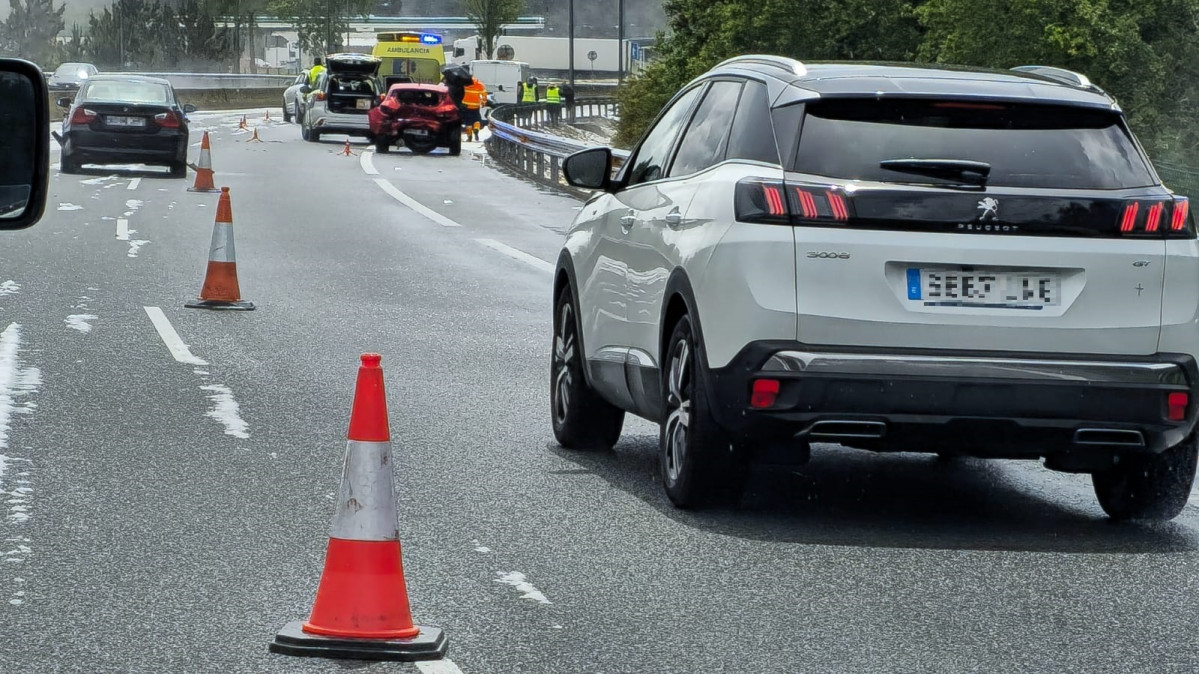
[617,0,624,85]
[568,0,575,89]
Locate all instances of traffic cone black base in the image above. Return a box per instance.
[269,621,447,662]
[184,298,255,311]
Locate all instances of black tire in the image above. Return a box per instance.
[300,122,311,141]
[551,287,624,451]
[448,132,462,156]
[60,152,81,174]
[404,137,436,154]
[310,129,321,143]
[168,161,186,179]
[295,102,303,124]
[375,138,391,154]
[1092,433,1198,521]
[660,314,749,508]
[283,104,292,123]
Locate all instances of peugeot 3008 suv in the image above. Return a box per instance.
[552,56,1199,520]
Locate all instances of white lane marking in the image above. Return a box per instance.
[126,240,150,258]
[373,178,460,227]
[81,175,117,185]
[495,571,551,604]
[143,307,209,366]
[200,384,250,439]
[0,281,18,297]
[360,149,379,175]
[64,315,98,333]
[57,203,83,211]
[475,239,554,273]
[416,660,466,674]
[116,219,129,240]
[127,178,141,191]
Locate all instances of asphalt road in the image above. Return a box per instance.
[2,109,1199,673]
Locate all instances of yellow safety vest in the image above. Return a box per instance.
[546,86,561,104]
[521,83,537,103]
[308,64,325,87]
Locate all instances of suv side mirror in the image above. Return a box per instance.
[0,58,49,229]
[564,147,614,191]
[183,103,198,114]
[300,84,311,95]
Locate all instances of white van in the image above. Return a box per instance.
[469,60,531,105]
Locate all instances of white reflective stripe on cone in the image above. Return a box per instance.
[208,223,236,263]
[329,440,399,541]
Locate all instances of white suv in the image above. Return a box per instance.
[551,56,1199,520]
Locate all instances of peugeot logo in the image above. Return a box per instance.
[976,197,999,222]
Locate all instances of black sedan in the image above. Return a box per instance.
[56,75,196,177]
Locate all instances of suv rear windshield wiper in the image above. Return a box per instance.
[879,158,991,187]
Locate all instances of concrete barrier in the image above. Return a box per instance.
[49,87,288,114]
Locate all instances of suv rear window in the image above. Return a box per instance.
[794,99,1155,190]
[392,89,442,106]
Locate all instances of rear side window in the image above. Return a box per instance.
[795,99,1155,189]
[626,85,704,186]
[393,89,442,105]
[669,80,742,177]
[727,81,779,164]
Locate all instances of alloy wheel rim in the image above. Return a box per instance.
[664,338,691,483]
[553,303,575,424]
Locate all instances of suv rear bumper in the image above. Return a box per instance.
[707,342,1198,464]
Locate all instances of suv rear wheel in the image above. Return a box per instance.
[1092,434,1198,520]
[660,315,748,508]
[551,287,624,450]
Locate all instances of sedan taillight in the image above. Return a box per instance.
[154,111,181,128]
[69,107,96,125]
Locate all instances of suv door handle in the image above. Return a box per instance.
[620,211,635,231]
[665,208,682,228]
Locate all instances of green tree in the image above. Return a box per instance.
[916,0,1199,162]
[614,0,922,148]
[463,0,525,60]
[0,0,66,68]
[269,0,375,58]
[62,22,86,62]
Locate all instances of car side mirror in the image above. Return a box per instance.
[563,147,614,191]
[0,58,49,229]
[183,103,197,114]
[56,96,72,108]
[300,84,311,95]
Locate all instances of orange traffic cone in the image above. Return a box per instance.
[238,115,248,130]
[270,354,448,661]
[187,131,219,193]
[264,110,272,122]
[184,187,254,311]
[339,138,354,156]
[246,128,263,143]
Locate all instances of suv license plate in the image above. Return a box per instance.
[906,268,1060,309]
[408,128,429,136]
[106,115,146,127]
[356,99,370,110]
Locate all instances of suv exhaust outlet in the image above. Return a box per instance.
[803,420,887,440]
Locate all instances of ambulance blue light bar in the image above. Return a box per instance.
[420,33,442,45]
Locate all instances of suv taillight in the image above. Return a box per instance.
[1119,197,1193,238]
[154,111,180,128]
[70,107,96,125]
[734,179,853,225]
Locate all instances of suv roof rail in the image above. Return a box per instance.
[714,54,807,77]
[1010,65,1104,92]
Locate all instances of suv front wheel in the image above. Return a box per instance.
[1092,433,1198,520]
[551,287,624,450]
[660,315,748,508]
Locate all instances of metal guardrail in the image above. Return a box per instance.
[486,98,628,197]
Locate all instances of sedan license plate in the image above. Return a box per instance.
[407,128,429,137]
[906,267,1060,309]
[106,115,146,128]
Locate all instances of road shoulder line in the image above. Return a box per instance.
[360,149,379,175]
[143,307,208,366]
[475,238,554,273]
[372,178,461,227]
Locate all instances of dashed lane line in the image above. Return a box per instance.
[360,149,379,175]
[127,177,141,190]
[116,219,129,240]
[143,307,208,366]
[475,238,554,273]
[416,660,466,674]
[372,178,460,227]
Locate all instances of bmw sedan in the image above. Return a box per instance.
[56,75,196,177]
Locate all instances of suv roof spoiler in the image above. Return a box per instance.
[715,55,807,77]
[1010,65,1105,93]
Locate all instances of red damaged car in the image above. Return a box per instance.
[368,83,462,156]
